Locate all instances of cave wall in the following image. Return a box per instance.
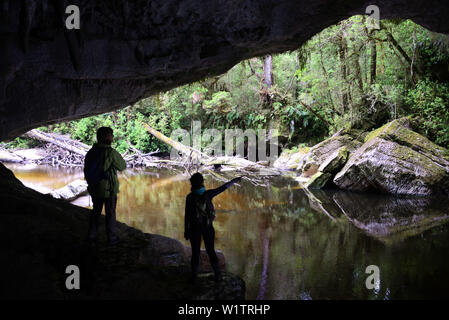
[1,0,449,141]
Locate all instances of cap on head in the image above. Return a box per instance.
[190,172,204,190]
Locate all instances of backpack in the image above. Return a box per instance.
[84,146,110,186]
[192,193,216,225]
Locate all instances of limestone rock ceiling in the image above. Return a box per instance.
[1,0,448,141]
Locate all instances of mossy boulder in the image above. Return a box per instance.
[304,172,332,189]
[318,146,349,174]
[298,133,361,176]
[334,117,449,195]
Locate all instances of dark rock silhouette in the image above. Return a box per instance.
[0,163,245,299]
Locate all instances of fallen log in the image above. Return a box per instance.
[0,149,25,163]
[20,129,168,168]
[144,124,210,161]
[143,124,282,181]
[24,129,87,156]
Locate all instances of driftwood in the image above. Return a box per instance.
[8,126,281,186]
[20,129,88,167]
[0,148,24,163]
[24,129,88,156]
[144,123,281,184]
[17,129,167,168]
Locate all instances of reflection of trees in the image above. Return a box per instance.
[104,169,449,299]
[14,166,449,299]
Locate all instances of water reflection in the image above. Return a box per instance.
[5,163,449,299]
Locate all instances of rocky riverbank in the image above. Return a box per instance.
[0,162,245,299]
[275,117,449,196]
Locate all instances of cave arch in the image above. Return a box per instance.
[1,0,448,141]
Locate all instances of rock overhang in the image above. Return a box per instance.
[1,0,449,141]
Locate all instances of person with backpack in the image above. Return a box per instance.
[184,172,242,283]
[84,127,126,245]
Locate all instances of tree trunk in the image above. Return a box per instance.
[23,129,88,156]
[338,34,348,114]
[354,50,364,94]
[318,34,338,115]
[263,55,273,89]
[369,38,377,85]
[143,124,210,161]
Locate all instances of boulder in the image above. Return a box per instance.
[294,135,354,190]
[318,146,349,174]
[49,179,88,201]
[138,234,189,268]
[334,118,449,195]
[273,147,309,170]
[184,246,226,273]
[303,172,332,189]
[297,134,361,176]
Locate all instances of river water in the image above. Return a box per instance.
[5,163,449,299]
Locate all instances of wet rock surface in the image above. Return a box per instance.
[297,134,362,177]
[49,179,88,201]
[273,148,309,170]
[0,162,245,299]
[334,118,449,195]
[303,171,332,189]
[287,118,449,195]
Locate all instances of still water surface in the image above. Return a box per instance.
[6,163,449,299]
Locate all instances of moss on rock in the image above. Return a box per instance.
[334,118,449,195]
[304,172,332,189]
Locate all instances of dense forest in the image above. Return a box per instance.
[5,16,449,153]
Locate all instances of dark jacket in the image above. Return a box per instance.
[84,143,126,198]
[185,179,239,233]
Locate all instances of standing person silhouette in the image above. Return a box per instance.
[84,127,126,245]
[184,173,241,283]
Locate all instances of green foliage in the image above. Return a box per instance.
[3,137,40,149]
[203,91,233,114]
[35,16,449,153]
[406,79,449,148]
